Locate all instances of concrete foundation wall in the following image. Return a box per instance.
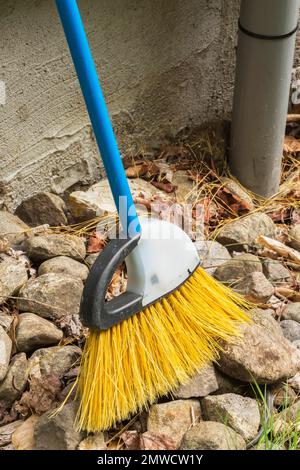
[1,0,240,209]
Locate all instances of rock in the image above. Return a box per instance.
[195,240,231,276]
[174,363,219,398]
[147,400,201,448]
[85,253,99,268]
[289,225,300,252]
[215,369,248,395]
[15,193,67,227]
[272,382,297,408]
[38,256,89,281]
[15,313,63,353]
[233,272,274,303]
[69,178,173,220]
[216,213,275,251]
[171,170,194,203]
[0,353,28,408]
[214,254,262,284]
[218,308,300,383]
[34,402,83,450]
[275,400,300,434]
[23,234,86,262]
[202,393,260,441]
[0,211,29,245]
[221,178,254,210]
[12,416,39,450]
[280,320,300,342]
[28,345,81,379]
[0,421,23,447]
[17,274,83,319]
[78,434,106,450]
[179,421,246,450]
[0,258,28,304]
[288,373,300,392]
[0,312,13,333]
[263,260,291,283]
[0,326,12,381]
[282,303,300,323]
[293,339,300,350]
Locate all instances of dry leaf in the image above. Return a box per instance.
[151,181,177,193]
[126,162,160,179]
[120,430,141,450]
[283,135,300,153]
[87,233,106,254]
[256,235,300,265]
[11,416,38,450]
[140,432,176,450]
[275,287,300,302]
[15,375,62,417]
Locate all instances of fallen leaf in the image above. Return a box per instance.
[87,233,106,253]
[256,235,300,265]
[151,181,177,193]
[120,430,141,450]
[126,162,160,179]
[140,432,176,450]
[275,287,300,302]
[15,375,62,417]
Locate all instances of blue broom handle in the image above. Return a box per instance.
[55,0,141,236]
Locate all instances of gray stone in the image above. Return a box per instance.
[69,178,173,221]
[282,303,300,323]
[214,254,262,284]
[15,193,67,227]
[0,353,28,408]
[221,178,254,210]
[179,421,246,450]
[293,339,300,350]
[28,345,81,379]
[288,373,300,393]
[174,363,219,398]
[16,313,63,353]
[219,308,300,383]
[0,258,28,304]
[34,402,83,450]
[23,234,86,262]
[38,256,89,281]
[0,211,29,245]
[214,369,248,395]
[272,382,298,408]
[216,213,275,251]
[147,400,201,448]
[0,421,23,447]
[85,253,99,269]
[0,313,13,333]
[280,320,300,343]
[196,240,231,276]
[263,260,291,283]
[233,272,274,303]
[202,393,260,441]
[0,327,12,381]
[289,225,300,252]
[17,273,83,319]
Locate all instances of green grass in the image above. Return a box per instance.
[252,382,300,451]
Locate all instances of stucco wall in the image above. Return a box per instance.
[0,0,240,209]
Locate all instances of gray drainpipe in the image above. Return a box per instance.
[230,0,300,198]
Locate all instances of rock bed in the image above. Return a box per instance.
[0,154,300,450]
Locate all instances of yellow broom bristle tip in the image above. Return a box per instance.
[75,267,251,433]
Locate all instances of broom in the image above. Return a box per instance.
[56,0,250,432]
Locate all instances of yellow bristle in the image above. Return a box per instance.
[75,266,251,433]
